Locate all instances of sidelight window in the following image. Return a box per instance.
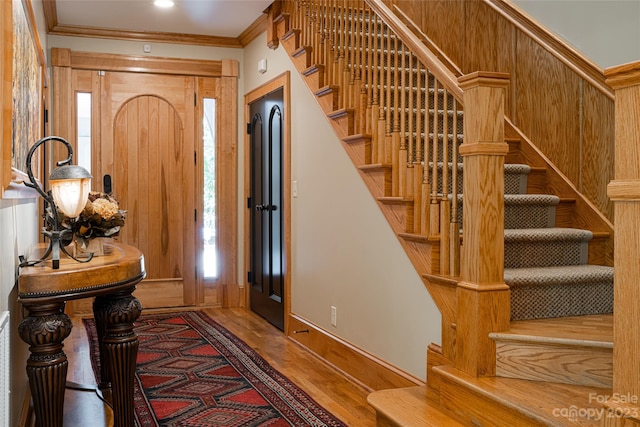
[202,98,217,278]
[76,92,92,175]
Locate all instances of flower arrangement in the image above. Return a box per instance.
[55,191,126,248]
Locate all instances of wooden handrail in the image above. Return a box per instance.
[365,0,464,102]
[484,0,613,100]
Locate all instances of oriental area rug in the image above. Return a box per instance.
[83,311,345,427]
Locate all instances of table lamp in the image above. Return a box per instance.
[19,136,93,269]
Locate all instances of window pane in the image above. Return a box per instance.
[203,98,217,278]
[76,93,92,175]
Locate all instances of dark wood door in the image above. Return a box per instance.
[249,88,284,330]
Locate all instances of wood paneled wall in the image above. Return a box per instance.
[386,0,615,222]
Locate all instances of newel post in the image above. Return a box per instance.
[603,61,640,426]
[455,72,511,377]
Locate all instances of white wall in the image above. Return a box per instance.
[0,200,38,313]
[513,0,640,68]
[243,38,440,380]
[1,198,38,426]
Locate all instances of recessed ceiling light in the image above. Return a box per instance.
[154,0,174,8]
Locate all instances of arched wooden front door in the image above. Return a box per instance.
[101,73,197,308]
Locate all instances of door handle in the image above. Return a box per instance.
[256,204,277,211]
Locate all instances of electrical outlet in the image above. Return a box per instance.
[331,306,337,327]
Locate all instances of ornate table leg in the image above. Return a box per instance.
[18,302,72,427]
[93,288,142,427]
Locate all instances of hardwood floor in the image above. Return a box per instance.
[65,307,376,426]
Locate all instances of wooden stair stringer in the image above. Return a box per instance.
[421,273,458,362]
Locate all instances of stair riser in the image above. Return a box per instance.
[378,200,414,234]
[510,281,613,320]
[315,86,339,114]
[429,168,528,196]
[454,201,557,230]
[504,204,555,229]
[436,374,547,426]
[342,137,370,168]
[495,341,612,388]
[505,240,588,268]
[303,64,325,91]
[291,46,312,71]
[359,166,392,198]
[328,109,355,138]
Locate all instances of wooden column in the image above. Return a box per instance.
[455,72,510,377]
[217,59,240,308]
[603,61,640,426]
[50,48,74,165]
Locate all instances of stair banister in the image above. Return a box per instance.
[604,60,640,424]
[365,0,463,102]
[278,0,513,375]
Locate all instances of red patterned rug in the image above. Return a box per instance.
[83,311,345,427]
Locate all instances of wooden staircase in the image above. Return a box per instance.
[268,0,619,425]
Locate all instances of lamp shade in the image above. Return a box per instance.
[49,165,92,218]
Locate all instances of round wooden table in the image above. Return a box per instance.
[18,242,145,427]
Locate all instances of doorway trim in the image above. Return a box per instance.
[244,72,291,332]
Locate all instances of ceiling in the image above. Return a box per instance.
[45,0,275,47]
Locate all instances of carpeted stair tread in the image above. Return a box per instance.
[504,227,592,243]
[457,193,559,229]
[504,265,613,287]
[504,194,559,206]
[507,265,614,320]
[505,228,591,268]
[504,195,559,229]
[504,163,531,174]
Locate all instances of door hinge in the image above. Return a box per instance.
[246,123,251,134]
[194,92,197,106]
[44,109,48,123]
[194,209,197,222]
[194,150,197,165]
[247,197,252,209]
[98,70,105,76]
[195,265,198,280]
[247,271,253,283]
